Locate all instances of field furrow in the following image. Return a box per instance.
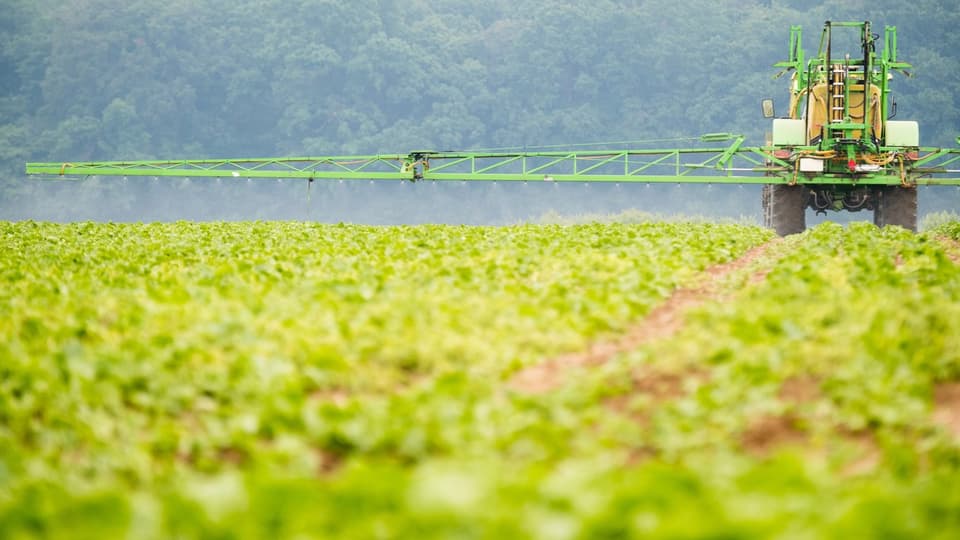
[509,238,784,394]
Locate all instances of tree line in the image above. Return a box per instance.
[1,0,958,221]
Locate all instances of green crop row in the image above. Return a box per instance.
[572,222,960,537]
[928,219,960,240]
[1,221,771,538]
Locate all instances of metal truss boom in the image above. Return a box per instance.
[25,135,960,186]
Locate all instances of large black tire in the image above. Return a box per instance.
[762,184,807,236]
[873,186,918,232]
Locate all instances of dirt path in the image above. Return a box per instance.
[937,236,960,264]
[933,381,960,439]
[924,239,960,438]
[508,239,782,394]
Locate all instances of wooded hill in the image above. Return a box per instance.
[1,0,958,222]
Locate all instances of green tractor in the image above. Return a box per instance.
[763,21,940,234]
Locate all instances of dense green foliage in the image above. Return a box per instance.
[1,0,959,220]
[928,216,960,239]
[2,221,960,537]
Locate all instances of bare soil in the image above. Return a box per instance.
[778,375,823,404]
[933,381,960,439]
[838,429,881,477]
[937,236,960,264]
[739,415,881,476]
[741,414,808,456]
[605,366,709,427]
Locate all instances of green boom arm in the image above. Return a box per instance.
[25,134,960,186]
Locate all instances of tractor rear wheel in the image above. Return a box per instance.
[873,186,917,232]
[762,184,807,236]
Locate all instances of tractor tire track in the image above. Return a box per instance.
[508,239,783,394]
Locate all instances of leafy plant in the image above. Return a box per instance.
[3,221,960,538]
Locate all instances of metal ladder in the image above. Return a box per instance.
[829,64,846,138]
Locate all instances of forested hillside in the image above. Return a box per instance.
[1,0,958,221]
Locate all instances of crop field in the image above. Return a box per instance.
[2,220,960,538]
